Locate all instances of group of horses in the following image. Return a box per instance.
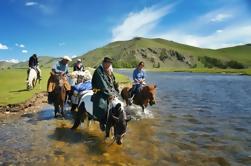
[27,69,157,145]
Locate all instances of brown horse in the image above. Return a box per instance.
[49,74,67,117]
[121,84,157,111]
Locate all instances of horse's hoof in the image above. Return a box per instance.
[71,121,80,130]
[99,123,106,132]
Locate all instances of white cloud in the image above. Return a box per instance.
[22,50,28,53]
[210,13,232,22]
[58,42,65,46]
[71,55,77,58]
[216,29,223,33]
[112,4,174,41]
[3,59,19,63]
[159,24,251,49]
[0,43,8,50]
[19,44,25,48]
[15,43,25,48]
[25,2,38,6]
[25,1,54,15]
[110,2,250,49]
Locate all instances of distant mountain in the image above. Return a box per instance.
[73,37,251,69]
[2,38,250,70]
[0,61,15,69]
[13,56,58,69]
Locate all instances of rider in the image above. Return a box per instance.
[91,57,119,131]
[47,56,72,104]
[70,70,92,112]
[130,61,146,100]
[27,54,41,80]
[73,59,84,71]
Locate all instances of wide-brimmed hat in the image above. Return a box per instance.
[103,57,112,63]
[62,56,72,61]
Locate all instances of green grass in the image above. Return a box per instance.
[78,37,251,69]
[114,72,131,84]
[0,68,51,105]
[149,68,251,75]
[0,68,130,105]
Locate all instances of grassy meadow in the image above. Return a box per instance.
[148,68,251,75]
[0,68,130,106]
[0,68,51,105]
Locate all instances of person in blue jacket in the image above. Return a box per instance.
[131,61,146,97]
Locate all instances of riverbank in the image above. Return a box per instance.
[0,68,130,113]
[147,68,251,75]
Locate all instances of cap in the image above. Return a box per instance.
[103,57,112,63]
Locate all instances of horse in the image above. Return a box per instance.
[27,68,38,90]
[71,91,131,145]
[121,84,157,111]
[50,73,67,118]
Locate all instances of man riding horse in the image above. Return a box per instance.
[91,57,119,131]
[47,56,72,104]
[27,54,41,81]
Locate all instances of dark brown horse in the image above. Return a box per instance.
[50,74,67,117]
[121,84,157,111]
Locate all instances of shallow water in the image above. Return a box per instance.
[1,71,251,165]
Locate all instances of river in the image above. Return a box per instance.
[0,71,251,165]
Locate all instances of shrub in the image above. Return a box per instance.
[225,60,245,69]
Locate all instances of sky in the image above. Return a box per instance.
[0,0,251,63]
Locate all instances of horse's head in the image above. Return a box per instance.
[143,85,157,106]
[52,73,64,87]
[111,102,131,145]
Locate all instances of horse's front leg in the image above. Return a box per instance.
[71,102,85,130]
[60,103,65,118]
[54,103,59,118]
[105,123,111,139]
[140,105,145,112]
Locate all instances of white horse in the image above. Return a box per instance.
[27,68,38,90]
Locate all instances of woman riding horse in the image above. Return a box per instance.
[129,61,146,103]
[121,61,157,111]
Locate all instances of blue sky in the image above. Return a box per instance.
[0,0,251,63]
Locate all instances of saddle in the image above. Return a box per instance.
[47,74,71,92]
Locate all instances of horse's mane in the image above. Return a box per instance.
[142,84,157,92]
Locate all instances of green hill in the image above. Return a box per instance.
[74,37,251,69]
[13,56,58,69]
[4,38,250,70]
[0,61,15,69]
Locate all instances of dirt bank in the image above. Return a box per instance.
[0,92,48,114]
